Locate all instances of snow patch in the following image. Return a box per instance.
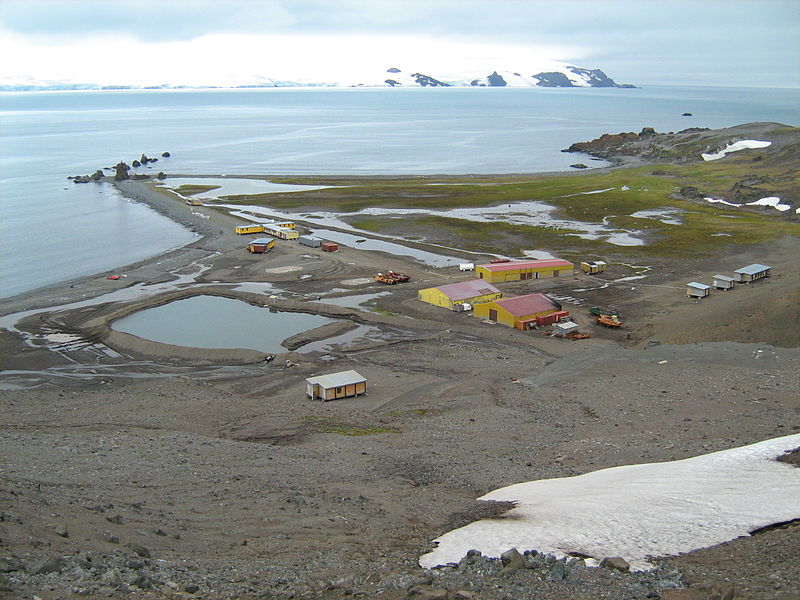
[419,434,800,571]
[701,140,771,161]
[704,197,742,207]
[746,197,791,211]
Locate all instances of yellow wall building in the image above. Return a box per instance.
[418,280,502,311]
[474,293,561,328]
[475,259,573,283]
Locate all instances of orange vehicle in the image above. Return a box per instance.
[375,271,411,284]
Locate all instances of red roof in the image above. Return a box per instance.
[436,280,501,301]
[493,293,559,317]
[477,259,573,272]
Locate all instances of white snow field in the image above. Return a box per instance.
[419,434,800,571]
[746,197,792,211]
[701,139,772,161]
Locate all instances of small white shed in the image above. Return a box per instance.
[712,274,735,290]
[686,282,711,298]
[554,321,580,337]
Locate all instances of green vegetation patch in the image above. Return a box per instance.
[175,184,221,196]
[303,416,400,436]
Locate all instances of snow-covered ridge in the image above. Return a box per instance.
[419,434,800,571]
[0,64,634,91]
[701,140,772,161]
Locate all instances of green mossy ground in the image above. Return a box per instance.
[217,154,799,259]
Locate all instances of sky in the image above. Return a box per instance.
[1,0,798,88]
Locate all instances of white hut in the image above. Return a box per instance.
[686,282,710,298]
[712,274,735,290]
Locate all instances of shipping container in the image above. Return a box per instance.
[298,236,322,248]
[321,242,339,252]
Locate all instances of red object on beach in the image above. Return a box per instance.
[106,275,121,280]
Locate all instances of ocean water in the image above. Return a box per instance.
[1,86,798,299]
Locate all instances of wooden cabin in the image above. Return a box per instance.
[306,370,367,401]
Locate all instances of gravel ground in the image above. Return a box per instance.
[1,179,798,600]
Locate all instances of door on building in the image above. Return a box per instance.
[489,309,497,321]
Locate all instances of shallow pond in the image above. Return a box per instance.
[112,295,336,353]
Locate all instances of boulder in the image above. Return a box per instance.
[132,160,141,167]
[161,151,171,157]
[599,556,630,572]
[27,555,64,575]
[90,169,104,181]
[499,547,525,576]
[570,163,589,169]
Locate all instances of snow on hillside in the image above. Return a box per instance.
[419,434,800,571]
[701,140,772,161]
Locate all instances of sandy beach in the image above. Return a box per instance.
[0,176,798,600]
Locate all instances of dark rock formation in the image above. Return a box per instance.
[487,71,507,87]
[411,73,449,87]
[113,161,130,181]
[90,170,104,181]
[385,79,401,87]
[132,160,141,167]
[140,154,149,164]
[156,172,166,179]
[682,112,693,116]
[533,67,635,88]
[534,71,574,87]
[161,151,171,157]
[386,67,401,73]
[570,163,589,169]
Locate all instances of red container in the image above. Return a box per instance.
[321,242,339,252]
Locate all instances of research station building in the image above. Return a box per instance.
[418,280,502,311]
[474,293,561,328]
[475,259,574,283]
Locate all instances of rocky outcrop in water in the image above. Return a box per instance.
[114,161,130,181]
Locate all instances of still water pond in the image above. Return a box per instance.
[113,295,335,353]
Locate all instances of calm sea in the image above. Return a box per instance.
[1,86,798,299]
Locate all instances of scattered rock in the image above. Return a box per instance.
[161,151,171,157]
[113,161,130,181]
[54,524,69,537]
[125,542,152,558]
[106,514,124,524]
[570,163,589,169]
[27,555,63,575]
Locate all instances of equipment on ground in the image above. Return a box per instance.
[375,271,411,284]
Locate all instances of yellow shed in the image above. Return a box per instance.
[418,280,502,311]
[235,224,265,235]
[475,259,574,283]
[474,293,561,328]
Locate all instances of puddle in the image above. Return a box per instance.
[522,250,558,260]
[159,177,330,199]
[112,295,337,353]
[630,208,684,225]
[309,229,463,267]
[320,292,391,310]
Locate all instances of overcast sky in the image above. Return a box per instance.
[1,0,798,87]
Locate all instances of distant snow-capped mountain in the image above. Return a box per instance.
[0,64,634,91]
